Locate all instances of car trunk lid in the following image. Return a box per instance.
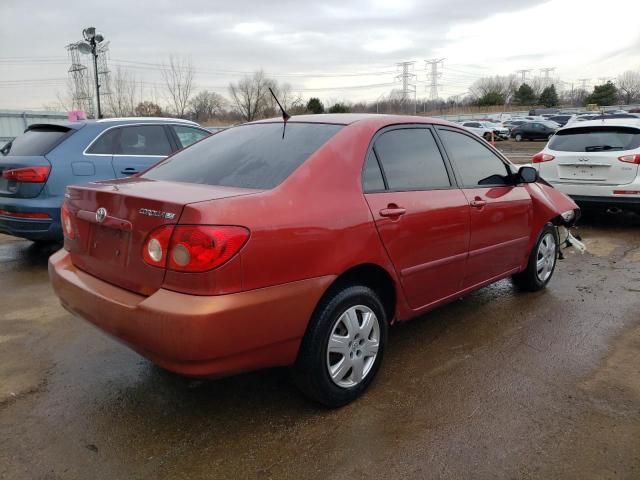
[65,178,261,296]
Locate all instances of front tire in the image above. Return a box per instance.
[292,285,388,407]
[514,133,523,142]
[512,224,559,291]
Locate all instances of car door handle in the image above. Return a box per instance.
[121,168,139,175]
[470,199,487,208]
[379,207,406,218]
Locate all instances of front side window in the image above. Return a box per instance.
[373,128,451,191]
[172,125,210,149]
[438,129,510,187]
[117,125,171,156]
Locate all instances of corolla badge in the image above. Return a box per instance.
[96,207,107,223]
[138,208,176,220]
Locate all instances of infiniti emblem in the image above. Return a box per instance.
[96,207,107,223]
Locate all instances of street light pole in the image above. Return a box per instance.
[90,38,102,119]
[81,27,104,119]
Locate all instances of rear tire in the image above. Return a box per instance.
[292,285,388,407]
[512,224,559,291]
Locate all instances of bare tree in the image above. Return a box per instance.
[616,70,640,104]
[469,75,518,103]
[189,90,226,122]
[106,66,138,117]
[228,70,272,122]
[161,55,195,118]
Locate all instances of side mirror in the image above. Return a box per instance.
[518,166,538,183]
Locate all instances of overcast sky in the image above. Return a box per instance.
[1,0,639,110]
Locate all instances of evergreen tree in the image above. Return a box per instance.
[514,83,536,105]
[539,85,559,107]
[585,81,618,106]
[306,97,325,114]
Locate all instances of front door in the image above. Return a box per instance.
[363,127,470,310]
[436,127,532,288]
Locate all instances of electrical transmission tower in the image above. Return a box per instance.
[516,69,532,82]
[540,67,555,86]
[395,61,417,113]
[425,58,445,100]
[65,40,111,117]
[578,78,590,90]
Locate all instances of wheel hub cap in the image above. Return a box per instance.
[536,232,557,282]
[326,305,380,388]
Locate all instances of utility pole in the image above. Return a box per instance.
[425,58,445,100]
[395,61,416,114]
[516,69,532,83]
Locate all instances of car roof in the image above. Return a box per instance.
[560,119,640,130]
[251,113,458,128]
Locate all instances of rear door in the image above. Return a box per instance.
[363,126,470,310]
[111,125,173,178]
[542,125,640,185]
[436,127,532,287]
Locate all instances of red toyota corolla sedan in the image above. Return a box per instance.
[49,114,579,406]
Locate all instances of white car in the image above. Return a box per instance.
[459,121,494,141]
[532,119,640,212]
[479,121,510,139]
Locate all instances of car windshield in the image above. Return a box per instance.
[548,126,640,152]
[143,122,343,189]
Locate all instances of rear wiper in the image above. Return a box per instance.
[584,145,622,152]
[268,87,291,139]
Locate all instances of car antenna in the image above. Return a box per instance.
[268,87,290,139]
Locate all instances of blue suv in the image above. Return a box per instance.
[0,117,210,243]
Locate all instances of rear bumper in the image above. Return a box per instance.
[49,249,335,377]
[0,197,61,241]
[547,181,640,210]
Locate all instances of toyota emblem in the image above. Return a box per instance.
[96,207,107,223]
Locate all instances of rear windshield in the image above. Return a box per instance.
[143,122,343,189]
[1,126,71,156]
[548,126,640,152]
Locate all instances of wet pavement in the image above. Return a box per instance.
[1,212,639,479]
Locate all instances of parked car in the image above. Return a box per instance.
[205,126,231,133]
[532,119,640,212]
[547,115,572,127]
[50,113,579,407]
[460,121,494,140]
[479,121,509,139]
[510,121,557,141]
[0,117,210,243]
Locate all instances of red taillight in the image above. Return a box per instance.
[142,225,250,272]
[532,152,555,163]
[618,154,640,164]
[60,203,75,239]
[0,209,50,219]
[2,166,50,183]
[142,225,174,268]
[168,226,249,273]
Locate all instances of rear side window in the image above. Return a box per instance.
[172,125,210,149]
[363,150,385,192]
[118,125,172,156]
[438,129,509,187]
[2,126,70,156]
[548,126,640,152]
[144,123,343,189]
[86,128,120,154]
[373,128,451,191]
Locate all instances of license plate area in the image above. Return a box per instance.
[89,225,130,266]
[559,164,608,181]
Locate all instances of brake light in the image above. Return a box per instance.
[142,225,173,268]
[2,166,50,183]
[168,226,249,273]
[618,154,640,164]
[532,152,555,163]
[60,203,76,240]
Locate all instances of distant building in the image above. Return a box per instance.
[0,109,69,146]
